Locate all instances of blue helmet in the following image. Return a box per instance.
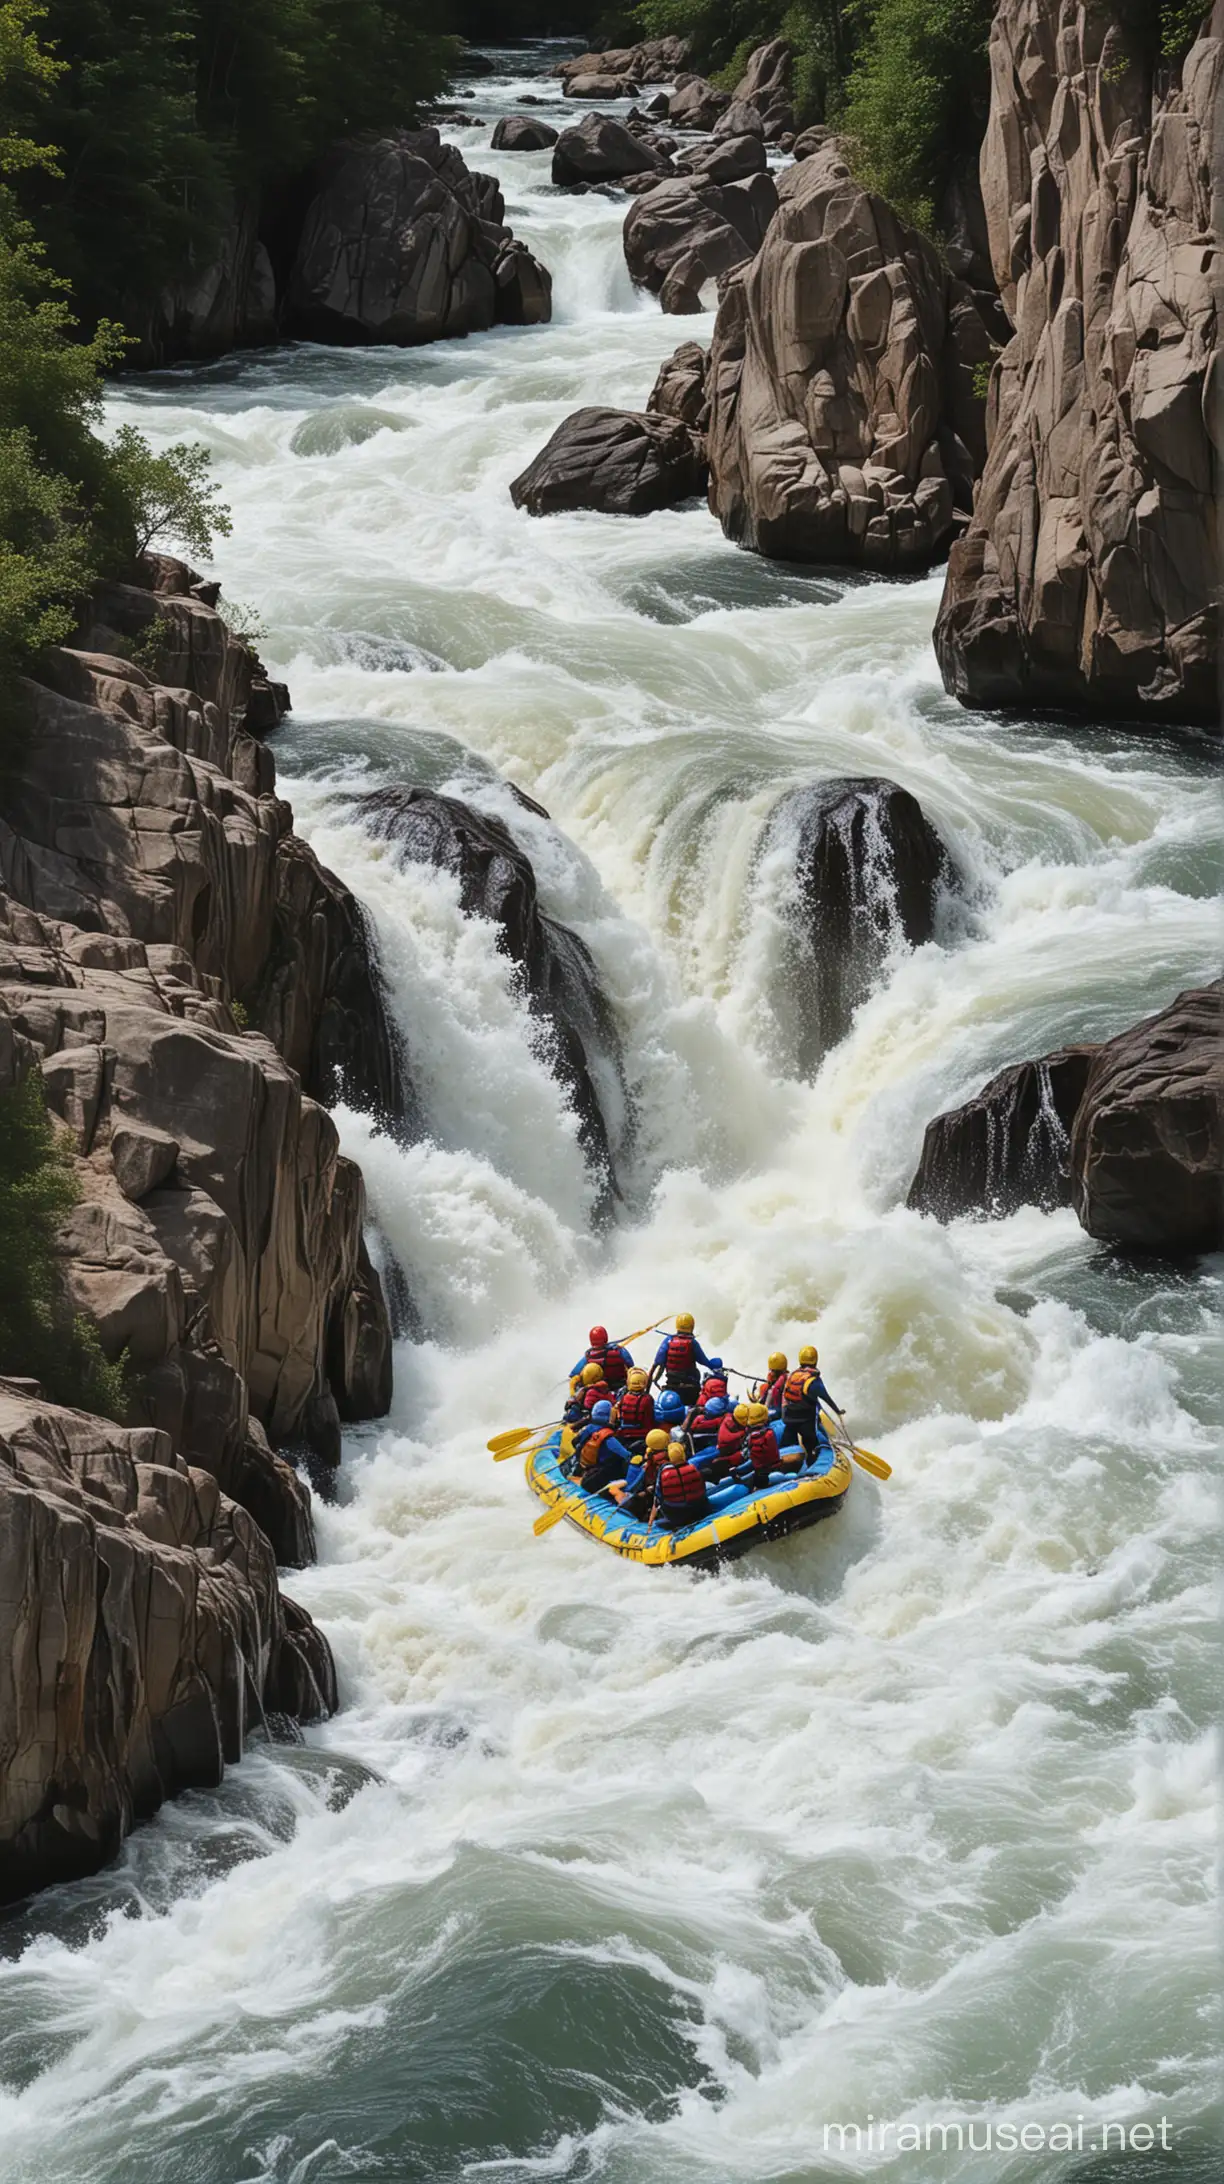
[657,1390,684,1420]
[591,1400,613,1423]
[706,1356,724,1374]
[704,1396,727,1418]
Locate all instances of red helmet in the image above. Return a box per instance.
[589,1324,608,1346]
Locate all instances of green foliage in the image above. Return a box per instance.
[0,1069,129,1417]
[840,0,995,235]
[215,592,266,645]
[634,0,848,121]
[107,429,231,561]
[1159,2,1204,59]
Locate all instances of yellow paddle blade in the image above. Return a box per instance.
[618,1314,673,1345]
[488,1428,532,1455]
[849,1444,891,1481]
[533,1495,578,1536]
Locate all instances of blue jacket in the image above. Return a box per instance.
[653,1333,710,1372]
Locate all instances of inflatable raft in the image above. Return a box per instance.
[526,1422,852,1570]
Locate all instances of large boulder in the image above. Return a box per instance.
[763,778,951,1072]
[556,38,688,93]
[623,171,778,313]
[142,195,276,366]
[0,1385,334,1903]
[678,133,768,187]
[648,339,711,433]
[286,130,551,344]
[551,114,671,189]
[509,405,707,516]
[933,2,1222,725]
[667,75,732,133]
[359,788,626,1206]
[705,144,993,567]
[1071,984,1223,1252]
[491,115,558,151]
[907,1047,1097,1220]
[731,39,795,141]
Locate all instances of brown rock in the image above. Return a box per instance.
[907,1047,1098,1220]
[1071,984,1224,1252]
[111,1120,179,1201]
[667,76,732,133]
[934,1,1222,725]
[551,114,672,190]
[623,171,778,313]
[731,38,795,142]
[509,406,707,516]
[705,145,992,569]
[491,115,558,151]
[648,340,710,434]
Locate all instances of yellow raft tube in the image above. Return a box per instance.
[527,1421,852,1570]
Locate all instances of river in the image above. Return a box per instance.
[1,44,1219,2184]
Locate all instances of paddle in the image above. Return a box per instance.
[534,1492,584,1536]
[825,1413,891,1481]
[488,1315,678,1455]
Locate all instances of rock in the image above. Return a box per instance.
[907,1047,1097,1220]
[492,239,553,327]
[678,133,768,187]
[715,100,765,141]
[933,1,1222,725]
[791,125,829,161]
[623,171,778,313]
[563,72,627,102]
[556,39,688,93]
[509,406,707,516]
[0,1385,334,1903]
[491,115,558,151]
[551,114,671,189]
[1071,984,1223,1253]
[286,130,551,344]
[763,778,951,1071]
[141,195,277,366]
[705,144,993,568]
[648,340,710,433]
[731,39,795,141]
[358,788,626,1204]
[667,76,732,133]
[111,1121,180,1202]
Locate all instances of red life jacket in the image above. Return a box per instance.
[582,1380,611,1413]
[665,1333,696,1375]
[782,1368,816,1417]
[658,1460,707,1511]
[587,1342,628,1388]
[618,1388,654,1430]
[579,1425,615,1468]
[697,1376,728,1409]
[763,1370,785,1410]
[717,1416,746,1454]
[746,1424,779,1474]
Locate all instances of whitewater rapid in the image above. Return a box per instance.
[1,44,1219,2184]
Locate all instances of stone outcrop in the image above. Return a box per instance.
[509,406,707,516]
[624,170,778,313]
[677,133,769,187]
[286,130,551,344]
[731,39,795,142]
[908,984,1222,1253]
[648,339,711,433]
[1071,983,1223,1251]
[705,142,993,567]
[667,75,732,134]
[555,39,689,96]
[907,1046,1097,1219]
[934,2,1222,724]
[359,788,627,1207]
[763,778,952,1072]
[551,114,672,190]
[491,115,558,151]
[143,196,276,366]
[0,1385,334,1904]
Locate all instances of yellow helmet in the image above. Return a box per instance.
[799,1344,818,1367]
[733,1403,750,1424]
[581,1361,604,1386]
[645,1428,669,1453]
[748,1402,770,1426]
[626,1367,648,1389]
[768,1351,787,1372]
[676,1312,695,1334]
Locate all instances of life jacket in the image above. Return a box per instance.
[717,1415,746,1454]
[618,1388,654,1431]
[697,1376,728,1409]
[665,1333,696,1376]
[587,1341,628,1389]
[782,1368,817,1418]
[745,1424,780,1475]
[762,1370,786,1410]
[658,1460,707,1511]
[582,1380,612,1413]
[579,1425,615,1468]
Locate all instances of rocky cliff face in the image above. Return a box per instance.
[705,145,993,569]
[0,556,398,1895]
[934,2,1222,723]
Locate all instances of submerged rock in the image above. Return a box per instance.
[359,788,627,1205]
[907,1047,1097,1220]
[1071,984,1223,1253]
[933,1,1222,724]
[705,144,992,568]
[509,405,707,516]
[286,130,551,344]
[765,778,951,1072]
